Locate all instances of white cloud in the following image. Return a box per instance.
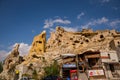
[32,30,35,33]
[0,45,4,48]
[0,43,31,61]
[43,18,71,28]
[53,19,71,24]
[0,50,9,61]
[62,26,78,32]
[19,43,31,56]
[77,12,85,19]
[101,0,110,3]
[112,7,119,10]
[81,17,109,29]
[95,17,108,24]
[44,19,53,28]
[109,20,120,27]
[49,28,56,32]
[11,43,31,56]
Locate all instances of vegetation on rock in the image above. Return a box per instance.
[44,61,59,77]
[0,62,3,73]
[44,60,60,77]
[32,69,38,80]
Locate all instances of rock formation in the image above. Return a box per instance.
[0,44,24,80]
[46,27,119,54]
[0,26,120,80]
[29,30,46,56]
[43,27,120,64]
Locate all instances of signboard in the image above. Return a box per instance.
[63,64,76,68]
[88,69,104,77]
[70,70,78,80]
[101,51,119,63]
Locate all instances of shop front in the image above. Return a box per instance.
[61,54,78,80]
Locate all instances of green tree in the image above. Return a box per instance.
[0,61,3,73]
[44,60,60,77]
[32,70,38,80]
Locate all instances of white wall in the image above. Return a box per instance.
[100,51,119,63]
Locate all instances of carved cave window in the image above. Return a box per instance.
[118,41,120,44]
[39,49,42,51]
[36,41,42,43]
[108,54,110,59]
[70,38,73,40]
[59,34,62,37]
[100,34,104,38]
[118,41,120,47]
[74,40,80,43]
[8,60,12,63]
[58,40,61,43]
[81,42,83,44]
[72,43,75,45]
[85,39,89,43]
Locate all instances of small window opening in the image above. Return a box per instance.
[70,38,73,40]
[100,34,104,38]
[108,54,110,59]
[36,41,42,43]
[118,41,120,44]
[85,39,89,43]
[74,40,79,43]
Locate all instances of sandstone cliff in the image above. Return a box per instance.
[0,44,24,80]
[29,30,46,56]
[0,26,120,80]
[46,27,119,54]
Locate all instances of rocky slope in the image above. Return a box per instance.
[0,26,120,80]
[46,27,119,54]
[0,44,24,80]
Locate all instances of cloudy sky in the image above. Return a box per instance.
[0,0,120,61]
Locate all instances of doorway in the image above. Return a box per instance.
[109,64,115,72]
[88,58,99,67]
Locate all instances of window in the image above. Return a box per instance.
[100,34,104,38]
[36,41,42,43]
[39,41,42,43]
[109,64,115,72]
[118,41,120,44]
[85,39,89,43]
[108,54,110,59]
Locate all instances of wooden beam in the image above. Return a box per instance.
[85,54,100,58]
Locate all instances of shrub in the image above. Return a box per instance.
[0,62,3,73]
[44,60,60,77]
[32,70,38,80]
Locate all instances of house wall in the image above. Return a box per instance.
[101,51,120,79]
[103,63,120,79]
[100,51,119,63]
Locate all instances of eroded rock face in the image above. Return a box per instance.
[0,44,24,80]
[40,27,120,71]
[29,30,46,56]
[46,27,120,54]
[1,27,120,80]
[3,44,19,70]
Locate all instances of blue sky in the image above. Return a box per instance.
[0,0,120,60]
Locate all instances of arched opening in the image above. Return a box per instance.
[78,50,101,70]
